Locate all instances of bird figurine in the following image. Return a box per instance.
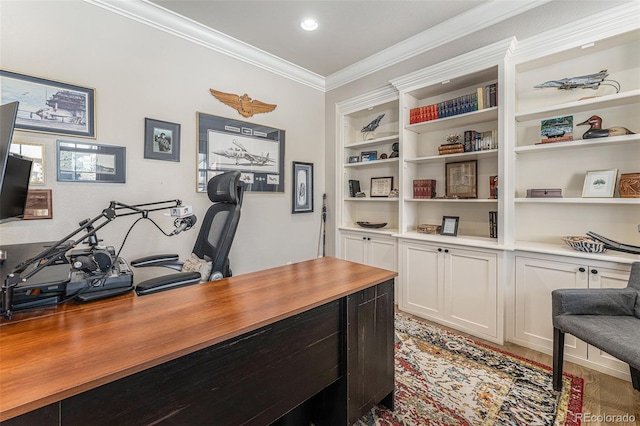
[361,114,384,140]
[210,88,277,118]
[577,115,634,139]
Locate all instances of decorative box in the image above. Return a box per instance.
[526,188,562,198]
[417,224,441,234]
[619,173,640,198]
[413,179,436,199]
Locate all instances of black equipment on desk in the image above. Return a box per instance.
[1,199,189,319]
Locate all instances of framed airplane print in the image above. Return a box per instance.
[197,112,285,193]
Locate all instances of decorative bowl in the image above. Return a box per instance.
[561,236,607,253]
[356,221,387,229]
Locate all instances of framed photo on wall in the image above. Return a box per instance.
[0,70,96,138]
[292,161,313,213]
[197,112,285,193]
[144,118,180,162]
[23,189,52,220]
[57,140,126,183]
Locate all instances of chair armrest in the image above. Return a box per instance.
[130,254,183,271]
[552,288,638,319]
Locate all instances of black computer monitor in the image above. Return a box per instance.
[0,101,32,223]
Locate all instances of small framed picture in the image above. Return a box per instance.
[57,140,126,183]
[292,161,313,213]
[144,118,181,162]
[348,156,360,163]
[441,216,459,236]
[23,189,52,220]
[582,169,618,197]
[361,151,377,162]
[370,176,393,197]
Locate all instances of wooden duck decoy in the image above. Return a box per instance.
[577,115,634,139]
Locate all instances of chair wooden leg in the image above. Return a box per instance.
[630,366,640,391]
[553,327,565,392]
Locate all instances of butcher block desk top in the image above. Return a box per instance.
[0,257,396,421]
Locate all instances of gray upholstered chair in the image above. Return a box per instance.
[552,261,640,392]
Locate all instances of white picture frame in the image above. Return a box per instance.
[582,169,618,198]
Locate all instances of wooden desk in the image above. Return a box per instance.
[0,257,396,425]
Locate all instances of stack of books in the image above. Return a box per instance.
[463,130,497,152]
[413,179,436,199]
[438,143,464,155]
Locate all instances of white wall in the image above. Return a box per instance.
[0,0,325,275]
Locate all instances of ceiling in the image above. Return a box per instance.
[151,0,493,77]
[89,0,629,91]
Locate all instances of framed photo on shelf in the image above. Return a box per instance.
[0,70,96,138]
[144,118,180,162]
[446,160,477,198]
[9,142,45,185]
[56,140,126,183]
[197,112,285,193]
[441,216,459,236]
[370,176,393,197]
[582,169,618,198]
[292,161,313,213]
[23,189,52,220]
[361,151,377,162]
[348,156,360,163]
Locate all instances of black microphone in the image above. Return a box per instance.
[172,215,197,235]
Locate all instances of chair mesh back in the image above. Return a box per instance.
[192,171,243,279]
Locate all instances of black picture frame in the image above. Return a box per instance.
[56,140,126,183]
[441,216,460,236]
[292,161,313,213]
[361,151,377,162]
[197,112,285,193]
[0,70,96,138]
[370,176,393,197]
[144,118,180,162]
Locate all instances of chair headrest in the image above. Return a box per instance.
[207,171,241,204]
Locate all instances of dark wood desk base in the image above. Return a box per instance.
[3,279,394,426]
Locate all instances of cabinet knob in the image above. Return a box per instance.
[438,248,443,252]
[578,267,586,273]
[591,269,598,275]
[444,249,449,253]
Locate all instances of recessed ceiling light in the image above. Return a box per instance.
[300,18,318,31]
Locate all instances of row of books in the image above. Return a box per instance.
[438,130,497,155]
[489,211,498,238]
[409,83,498,125]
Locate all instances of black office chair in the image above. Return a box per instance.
[132,171,245,295]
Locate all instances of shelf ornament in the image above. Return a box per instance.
[361,114,384,141]
[533,69,620,93]
[209,88,277,118]
[577,115,634,139]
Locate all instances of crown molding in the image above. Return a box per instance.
[512,2,640,64]
[83,0,325,91]
[336,84,398,115]
[325,0,550,92]
[390,37,517,93]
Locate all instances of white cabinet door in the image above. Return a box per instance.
[445,247,497,337]
[400,241,444,319]
[514,256,588,358]
[369,237,397,272]
[342,233,366,265]
[586,265,631,373]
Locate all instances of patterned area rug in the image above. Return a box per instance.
[356,314,583,426]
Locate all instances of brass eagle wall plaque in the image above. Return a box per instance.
[210,88,277,118]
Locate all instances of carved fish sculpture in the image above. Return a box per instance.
[210,88,277,118]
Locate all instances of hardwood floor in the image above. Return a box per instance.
[397,310,640,426]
